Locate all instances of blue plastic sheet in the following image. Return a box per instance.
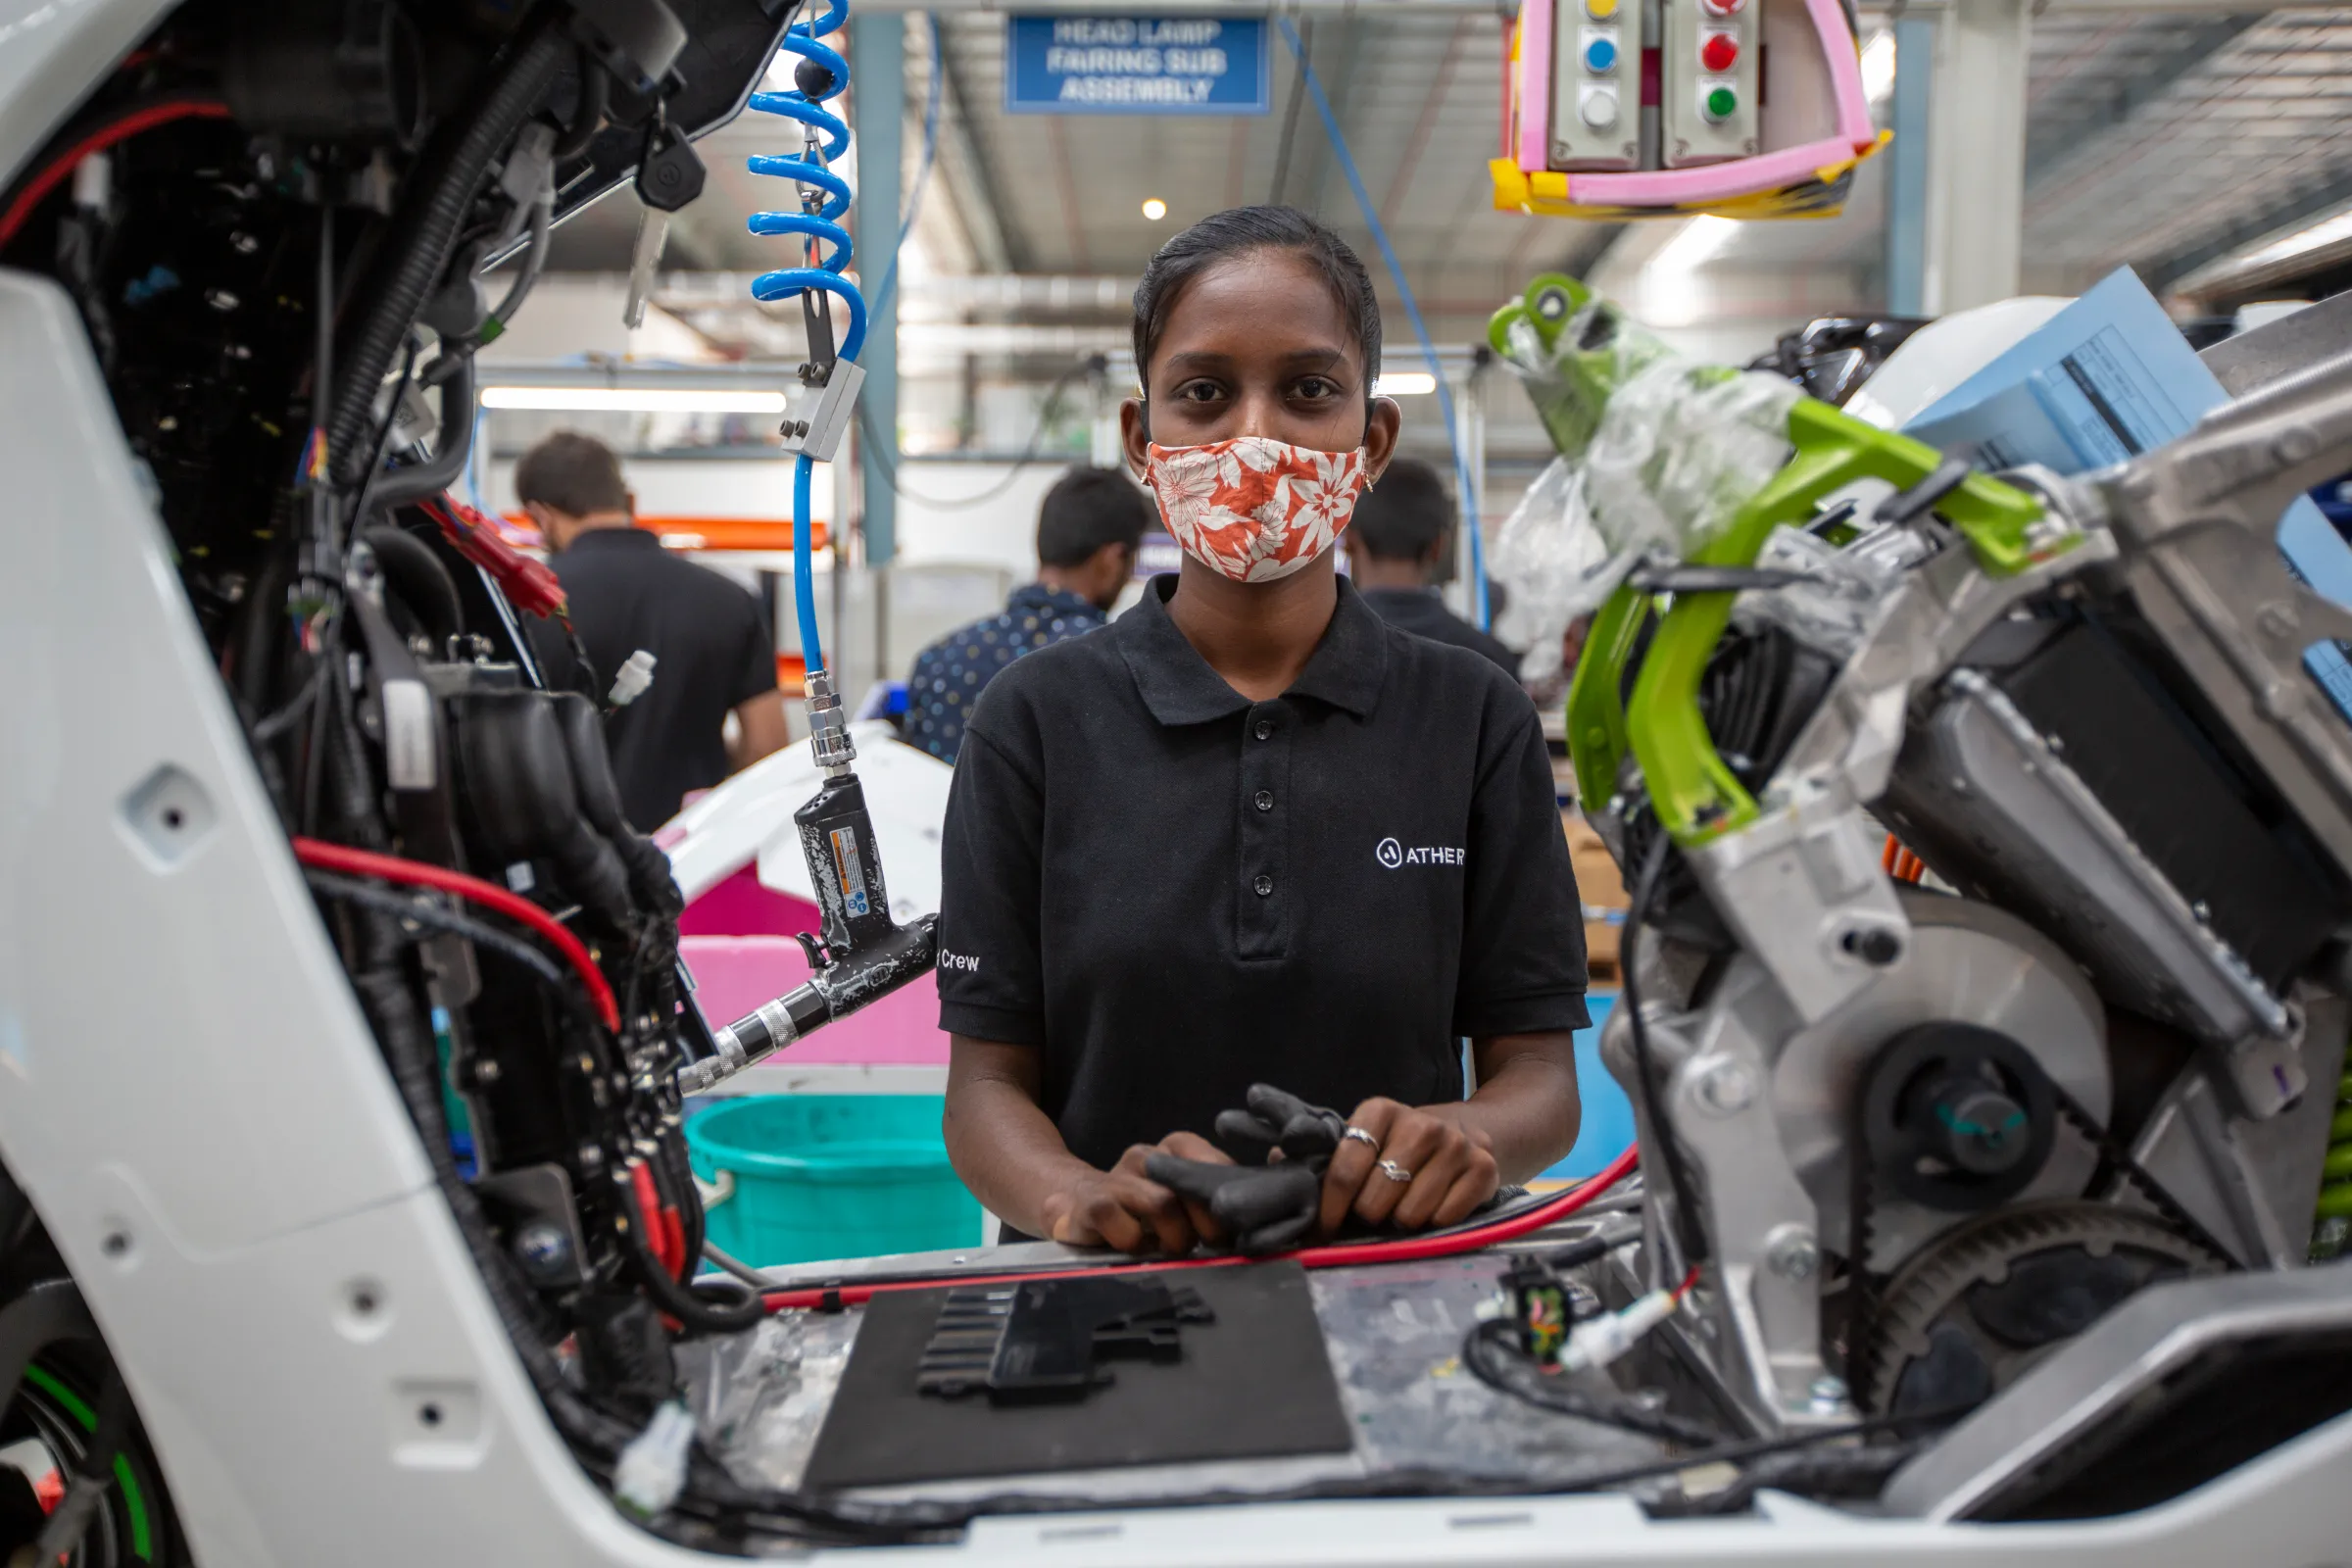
[1905,268,2352,722]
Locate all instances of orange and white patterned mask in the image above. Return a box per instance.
[1142,435,1370,584]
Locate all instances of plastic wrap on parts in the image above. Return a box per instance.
[1490,305,1802,689]
[1730,522,1925,660]
[673,1306,860,1490]
[1495,312,1681,464]
[1491,458,1604,690]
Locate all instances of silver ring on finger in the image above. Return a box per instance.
[1377,1158,1413,1184]
[1344,1126,1381,1154]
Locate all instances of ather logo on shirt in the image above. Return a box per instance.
[939,950,982,973]
[1376,837,1465,869]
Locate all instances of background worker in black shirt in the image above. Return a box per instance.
[1346,455,1522,678]
[936,208,1587,1254]
[516,431,787,831]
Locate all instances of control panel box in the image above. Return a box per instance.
[1546,0,1638,171]
[1662,0,1760,167]
[1502,0,1880,220]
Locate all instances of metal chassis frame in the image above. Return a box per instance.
[1590,344,2352,1435]
[2093,353,2352,887]
[1884,1260,2352,1523]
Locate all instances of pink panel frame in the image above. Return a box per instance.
[1514,0,1875,208]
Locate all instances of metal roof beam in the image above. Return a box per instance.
[2024,16,2261,184]
[653,271,1136,310]
[1266,18,1312,206]
[2148,169,2352,296]
[932,24,1028,272]
[1295,17,1370,219]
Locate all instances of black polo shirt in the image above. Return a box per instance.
[1357,586,1523,679]
[530,527,776,831]
[935,574,1589,1171]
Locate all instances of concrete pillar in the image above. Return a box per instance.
[851,10,902,566]
[1921,0,2031,315]
[1884,15,1936,318]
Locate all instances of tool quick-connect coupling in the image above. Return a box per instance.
[677,995,802,1096]
[805,665,857,777]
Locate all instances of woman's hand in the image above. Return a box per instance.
[1317,1098,1499,1237]
[1039,1133,1232,1253]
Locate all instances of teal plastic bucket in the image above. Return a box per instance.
[687,1095,981,1267]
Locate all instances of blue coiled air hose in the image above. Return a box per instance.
[748,0,868,676]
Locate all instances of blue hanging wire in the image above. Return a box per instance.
[746,0,869,674]
[1275,17,1492,631]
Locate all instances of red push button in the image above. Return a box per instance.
[1700,0,1746,14]
[1700,32,1739,72]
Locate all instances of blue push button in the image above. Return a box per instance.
[1584,36,1618,74]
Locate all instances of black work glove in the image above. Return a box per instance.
[1212,1083,1347,1167]
[1140,1156,1322,1255]
[1142,1084,1348,1255]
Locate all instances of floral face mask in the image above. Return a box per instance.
[1142,435,1370,584]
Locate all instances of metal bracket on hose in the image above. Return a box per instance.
[778,356,864,464]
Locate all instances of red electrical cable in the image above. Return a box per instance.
[758,1143,1642,1312]
[631,1160,691,1280]
[631,1162,669,1273]
[290,837,620,1029]
[418,496,568,619]
[0,97,232,251]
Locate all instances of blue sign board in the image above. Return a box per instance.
[1004,15,1270,116]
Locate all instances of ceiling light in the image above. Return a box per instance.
[1860,28,1896,105]
[1142,198,1167,221]
[1645,215,1740,278]
[1374,371,1438,396]
[479,386,789,414]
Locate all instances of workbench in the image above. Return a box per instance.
[675,1207,1684,1511]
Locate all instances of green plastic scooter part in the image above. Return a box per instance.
[1562,400,2060,843]
[1487,273,1681,462]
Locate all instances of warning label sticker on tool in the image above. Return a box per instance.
[829,827,871,918]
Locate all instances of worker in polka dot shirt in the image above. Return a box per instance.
[905,466,1153,763]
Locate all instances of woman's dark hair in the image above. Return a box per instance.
[1131,205,1383,398]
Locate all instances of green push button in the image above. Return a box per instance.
[1705,85,1738,122]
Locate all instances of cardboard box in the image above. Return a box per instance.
[1563,810,1629,910]
[1584,917,1621,984]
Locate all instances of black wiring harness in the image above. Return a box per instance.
[1463,1318,1725,1446]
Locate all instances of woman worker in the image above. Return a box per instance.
[935,207,1591,1252]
